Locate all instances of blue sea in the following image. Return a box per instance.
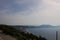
[26,28,60,40]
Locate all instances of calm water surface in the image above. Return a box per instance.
[26,28,60,40]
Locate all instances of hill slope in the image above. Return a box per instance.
[0,24,47,40]
[0,33,16,40]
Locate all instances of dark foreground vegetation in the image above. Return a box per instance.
[0,24,47,40]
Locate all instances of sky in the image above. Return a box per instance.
[0,0,60,25]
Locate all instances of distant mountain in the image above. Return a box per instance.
[1,24,60,29]
[37,25,60,28]
[38,25,54,28]
[12,24,60,28]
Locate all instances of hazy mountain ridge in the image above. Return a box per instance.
[12,25,60,28]
[38,25,56,28]
[1,24,60,29]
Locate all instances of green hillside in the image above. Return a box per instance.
[0,24,47,40]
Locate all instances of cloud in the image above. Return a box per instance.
[0,0,42,15]
[1,0,60,25]
[0,0,39,15]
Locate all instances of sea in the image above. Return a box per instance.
[26,28,60,40]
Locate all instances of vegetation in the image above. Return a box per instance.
[0,24,47,40]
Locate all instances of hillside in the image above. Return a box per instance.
[0,24,47,40]
[0,33,16,40]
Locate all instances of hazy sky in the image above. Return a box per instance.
[0,0,60,25]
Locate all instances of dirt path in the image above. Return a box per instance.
[0,33,17,40]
